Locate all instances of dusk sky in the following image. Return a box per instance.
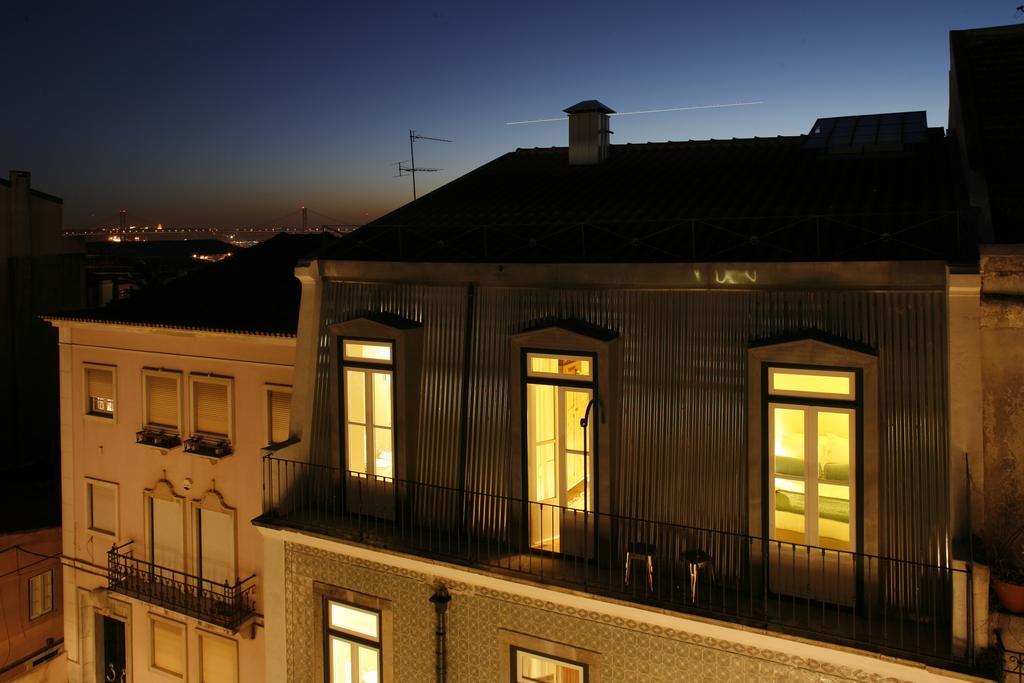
[2,1,1019,230]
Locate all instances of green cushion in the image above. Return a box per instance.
[774,490,849,523]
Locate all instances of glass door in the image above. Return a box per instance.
[766,367,857,605]
[525,353,594,557]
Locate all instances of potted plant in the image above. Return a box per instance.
[991,518,1024,613]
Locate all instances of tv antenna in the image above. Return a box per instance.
[393,129,452,200]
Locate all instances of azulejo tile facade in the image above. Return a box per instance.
[284,542,901,682]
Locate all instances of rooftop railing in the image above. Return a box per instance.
[107,541,256,632]
[260,455,973,669]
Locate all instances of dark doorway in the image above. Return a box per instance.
[101,616,126,683]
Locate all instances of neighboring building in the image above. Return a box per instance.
[0,528,64,683]
[46,234,334,683]
[255,100,988,680]
[0,170,83,473]
[948,22,1024,676]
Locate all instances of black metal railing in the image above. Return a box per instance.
[136,428,181,449]
[183,435,233,458]
[107,541,256,631]
[260,455,972,667]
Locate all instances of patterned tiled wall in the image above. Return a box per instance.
[285,542,895,682]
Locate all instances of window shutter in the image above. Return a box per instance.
[146,375,179,429]
[151,498,184,572]
[87,368,114,402]
[89,484,116,535]
[152,620,185,675]
[201,633,237,683]
[199,508,235,585]
[270,391,290,444]
[42,572,52,613]
[29,575,42,618]
[195,381,229,437]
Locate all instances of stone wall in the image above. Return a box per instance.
[981,248,1024,550]
[284,541,916,682]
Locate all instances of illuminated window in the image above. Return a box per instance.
[342,340,394,480]
[85,365,115,418]
[200,631,238,683]
[267,386,292,444]
[514,648,586,683]
[527,353,592,380]
[143,369,182,433]
[769,367,855,400]
[326,600,381,683]
[86,478,118,538]
[150,616,185,679]
[525,351,594,554]
[190,375,233,441]
[28,570,53,620]
[768,367,856,551]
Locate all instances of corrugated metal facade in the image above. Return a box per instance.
[310,282,949,564]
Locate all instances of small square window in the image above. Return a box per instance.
[150,615,186,678]
[526,353,593,380]
[86,479,118,538]
[190,375,233,440]
[85,365,116,419]
[267,386,292,445]
[343,340,393,364]
[28,570,53,620]
[199,631,238,683]
[143,370,182,433]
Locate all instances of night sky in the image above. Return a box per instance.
[2,1,1018,230]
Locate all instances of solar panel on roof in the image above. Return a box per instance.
[803,111,928,151]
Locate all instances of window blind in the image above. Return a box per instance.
[269,390,290,444]
[86,368,113,403]
[201,632,237,683]
[199,508,235,585]
[152,619,184,675]
[195,381,229,437]
[89,483,116,535]
[151,497,184,571]
[146,375,179,429]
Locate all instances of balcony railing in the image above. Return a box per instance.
[183,435,233,458]
[136,428,181,450]
[260,455,975,669]
[107,541,256,631]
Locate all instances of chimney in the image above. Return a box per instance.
[564,100,614,165]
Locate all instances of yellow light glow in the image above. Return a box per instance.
[344,341,392,362]
[329,602,378,639]
[770,370,853,398]
[527,354,592,379]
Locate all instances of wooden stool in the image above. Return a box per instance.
[625,542,657,591]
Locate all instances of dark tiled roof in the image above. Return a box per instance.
[950,24,1024,243]
[325,132,963,264]
[51,233,337,336]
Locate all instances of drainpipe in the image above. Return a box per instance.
[456,284,476,533]
[429,585,452,682]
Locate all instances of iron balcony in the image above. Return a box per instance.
[107,541,256,632]
[258,454,975,671]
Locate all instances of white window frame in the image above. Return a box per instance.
[149,614,186,680]
[83,362,117,422]
[341,339,395,480]
[499,630,601,683]
[198,629,238,683]
[326,599,382,683]
[85,477,119,541]
[188,374,234,442]
[265,383,293,445]
[28,569,54,620]
[142,368,183,434]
